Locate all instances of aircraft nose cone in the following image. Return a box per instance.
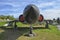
[23,4,40,24]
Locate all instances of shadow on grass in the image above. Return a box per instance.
[0,26,48,40]
[0,26,30,40]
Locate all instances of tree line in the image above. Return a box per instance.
[0,15,15,20]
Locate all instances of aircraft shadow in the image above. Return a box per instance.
[0,26,47,40]
[0,26,29,40]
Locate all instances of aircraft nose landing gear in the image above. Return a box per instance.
[29,25,35,37]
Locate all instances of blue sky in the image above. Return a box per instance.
[0,0,60,19]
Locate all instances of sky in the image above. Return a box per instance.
[0,0,60,20]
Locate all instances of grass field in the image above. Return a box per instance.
[0,22,60,40]
[0,22,6,26]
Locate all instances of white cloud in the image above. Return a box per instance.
[36,1,55,8]
[0,0,60,19]
[7,12,22,18]
[41,8,60,20]
[34,0,60,19]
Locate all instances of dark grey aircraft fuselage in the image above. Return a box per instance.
[23,4,40,24]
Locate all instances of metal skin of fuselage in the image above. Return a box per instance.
[19,4,41,24]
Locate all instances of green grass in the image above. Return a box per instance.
[16,22,45,27]
[16,22,30,27]
[0,22,60,40]
[0,22,6,26]
[16,25,60,40]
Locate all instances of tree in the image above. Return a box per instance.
[57,17,60,24]
[6,15,15,20]
[0,15,15,20]
[53,18,55,21]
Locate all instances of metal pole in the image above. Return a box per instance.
[45,21,49,28]
[14,20,17,30]
[30,24,33,34]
